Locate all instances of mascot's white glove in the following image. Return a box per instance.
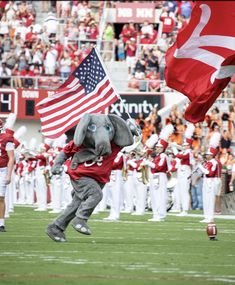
[127,159,137,168]
[126,118,141,137]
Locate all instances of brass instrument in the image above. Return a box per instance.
[168,142,183,151]
[141,165,149,185]
[122,165,129,181]
[43,169,51,186]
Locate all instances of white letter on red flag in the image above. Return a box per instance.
[165,1,235,123]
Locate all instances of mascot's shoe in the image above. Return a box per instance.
[0,225,6,232]
[46,224,67,242]
[71,218,92,235]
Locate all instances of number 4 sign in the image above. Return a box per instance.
[0,89,18,117]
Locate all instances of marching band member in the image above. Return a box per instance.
[133,151,148,215]
[198,132,221,223]
[168,152,181,212]
[0,117,15,232]
[172,123,195,216]
[123,151,137,213]
[3,115,17,217]
[103,151,126,221]
[34,142,51,211]
[49,134,67,214]
[146,124,174,221]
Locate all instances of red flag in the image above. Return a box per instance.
[165,1,235,123]
[36,48,119,138]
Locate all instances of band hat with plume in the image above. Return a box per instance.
[14,126,27,149]
[145,134,159,149]
[206,132,221,156]
[155,124,174,149]
[52,134,67,150]
[183,123,195,146]
[4,113,16,131]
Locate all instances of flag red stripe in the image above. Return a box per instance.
[40,79,111,122]
[36,79,82,112]
[42,89,118,138]
[42,87,116,133]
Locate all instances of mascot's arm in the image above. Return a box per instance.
[51,152,68,175]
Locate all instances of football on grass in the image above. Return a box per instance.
[206,222,217,238]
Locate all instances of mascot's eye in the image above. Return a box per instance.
[105,124,112,132]
[87,124,97,132]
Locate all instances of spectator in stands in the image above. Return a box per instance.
[146,49,159,72]
[120,22,138,46]
[0,61,11,86]
[157,33,169,53]
[102,23,114,61]
[163,1,178,14]
[32,44,44,66]
[59,51,72,79]
[57,1,71,19]
[78,21,88,41]
[43,11,59,40]
[220,130,232,152]
[170,118,184,145]
[147,107,162,134]
[87,21,99,41]
[135,68,146,92]
[125,38,137,76]
[19,64,35,88]
[160,9,175,36]
[116,39,125,61]
[134,55,146,74]
[0,13,9,37]
[179,1,193,20]
[146,69,161,92]
[2,34,12,54]
[5,1,17,21]
[228,104,235,139]
[142,117,154,143]
[43,43,58,75]
[192,123,202,151]
[76,1,91,22]
[158,50,166,81]
[14,21,28,42]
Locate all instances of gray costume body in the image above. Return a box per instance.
[46,113,137,242]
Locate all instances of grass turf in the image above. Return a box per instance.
[0,207,235,285]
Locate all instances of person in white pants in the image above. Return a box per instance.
[198,147,221,223]
[172,139,194,216]
[34,144,50,211]
[123,152,137,213]
[146,139,170,221]
[104,152,125,221]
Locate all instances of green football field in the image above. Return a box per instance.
[0,207,235,285]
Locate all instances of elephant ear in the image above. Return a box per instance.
[108,114,134,147]
[74,113,91,146]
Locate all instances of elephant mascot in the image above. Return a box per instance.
[46,113,137,242]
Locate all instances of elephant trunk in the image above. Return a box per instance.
[95,140,112,156]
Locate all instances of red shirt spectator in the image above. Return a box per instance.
[87,22,99,40]
[160,12,175,35]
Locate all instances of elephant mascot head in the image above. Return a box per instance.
[70,113,135,168]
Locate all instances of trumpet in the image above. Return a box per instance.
[137,164,149,185]
[168,142,183,151]
[122,165,129,181]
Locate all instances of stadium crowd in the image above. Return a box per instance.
[0,0,194,90]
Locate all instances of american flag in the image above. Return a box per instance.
[36,47,119,139]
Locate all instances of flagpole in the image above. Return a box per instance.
[94,46,142,137]
[94,46,131,119]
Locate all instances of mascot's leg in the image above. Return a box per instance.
[46,190,81,242]
[70,177,103,235]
